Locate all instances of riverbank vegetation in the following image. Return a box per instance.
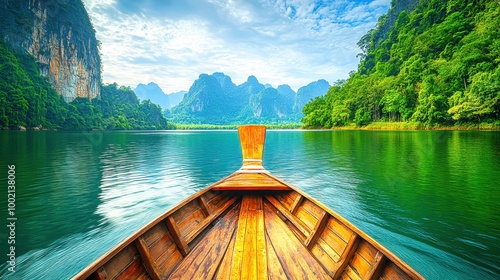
[0,41,171,130]
[172,123,302,130]
[302,0,499,129]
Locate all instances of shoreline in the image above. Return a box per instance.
[2,122,499,131]
[328,122,500,131]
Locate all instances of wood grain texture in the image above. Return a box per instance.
[238,125,266,166]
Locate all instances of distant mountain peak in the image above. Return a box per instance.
[133,82,170,110]
[169,73,330,124]
[247,75,259,84]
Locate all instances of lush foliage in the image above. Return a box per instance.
[302,0,500,128]
[0,41,171,130]
[172,122,302,130]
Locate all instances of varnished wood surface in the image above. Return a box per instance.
[74,189,423,280]
[74,126,423,280]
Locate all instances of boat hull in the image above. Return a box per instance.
[73,172,423,280]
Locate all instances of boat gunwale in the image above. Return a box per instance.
[264,172,424,279]
[73,170,423,280]
[71,172,238,280]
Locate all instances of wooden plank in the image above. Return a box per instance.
[333,233,360,279]
[149,232,175,263]
[318,225,348,261]
[289,194,303,214]
[230,196,250,279]
[365,252,386,280]
[310,242,336,276]
[206,192,231,212]
[114,258,147,280]
[198,196,210,216]
[276,191,298,210]
[101,245,138,279]
[295,205,317,231]
[265,234,288,279]
[212,173,290,191]
[212,178,290,191]
[167,204,240,279]
[256,208,267,280]
[157,246,183,276]
[301,199,325,219]
[379,262,413,280]
[170,201,202,226]
[263,203,331,279]
[241,205,258,279]
[142,223,168,247]
[238,125,266,164]
[264,195,310,238]
[214,234,236,280]
[184,196,238,244]
[228,195,268,279]
[201,190,217,203]
[134,237,162,280]
[348,251,371,279]
[165,217,189,256]
[344,264,363,280]
[177,208,207,238]
[326,217,353,244]
[93,269,107,280]
[305,211,329,249]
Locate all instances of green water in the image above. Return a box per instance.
[0,130,499,279]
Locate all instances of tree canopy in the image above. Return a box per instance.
[302,0,499,128]
[0,41,172,130]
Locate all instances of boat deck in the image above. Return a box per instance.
[169,194,330,279]
[75,125,422,280]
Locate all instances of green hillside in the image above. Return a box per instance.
[0,41,171,130]
[302,0,500,128]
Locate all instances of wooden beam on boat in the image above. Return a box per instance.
[290,194,304,214]
[212,173,290,191]
[365,251,387,279]
[167,204,240,279]
[264,195,309,238]
[332,232,360,279]
[184,196,239,243]
[198,196,210,216]
[238,125,266,168]
[263,203,331,279]
[165,217,189,256]
[305,211,329,249]
[134,237,162,280]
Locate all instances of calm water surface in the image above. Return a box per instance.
[0,130,499,279]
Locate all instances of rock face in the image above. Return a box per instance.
[0,0,101,102]
[170,72,330,124]
[293,79,331,113]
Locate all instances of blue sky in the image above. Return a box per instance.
[82,0,390,93]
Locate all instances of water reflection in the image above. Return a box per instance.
[0,130,498,279]
[264,130,499,279]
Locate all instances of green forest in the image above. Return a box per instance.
[302,0,500,128]
[0,41,171,130]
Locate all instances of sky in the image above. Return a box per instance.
[82,0,390,93]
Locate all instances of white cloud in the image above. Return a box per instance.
[82,0,390,93]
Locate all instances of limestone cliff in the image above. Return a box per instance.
[0,0,101,101]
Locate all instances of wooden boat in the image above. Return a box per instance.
[74,125,423,280]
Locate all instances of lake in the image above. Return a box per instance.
[0,129,499,279]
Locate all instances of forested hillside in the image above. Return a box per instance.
[169,73,329,125]
[302,0,500,128]
[0,41,171,130]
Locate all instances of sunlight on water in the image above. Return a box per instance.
[0,130,498,279]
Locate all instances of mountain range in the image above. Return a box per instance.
[134,73,330,124]
[134,83,185,110]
